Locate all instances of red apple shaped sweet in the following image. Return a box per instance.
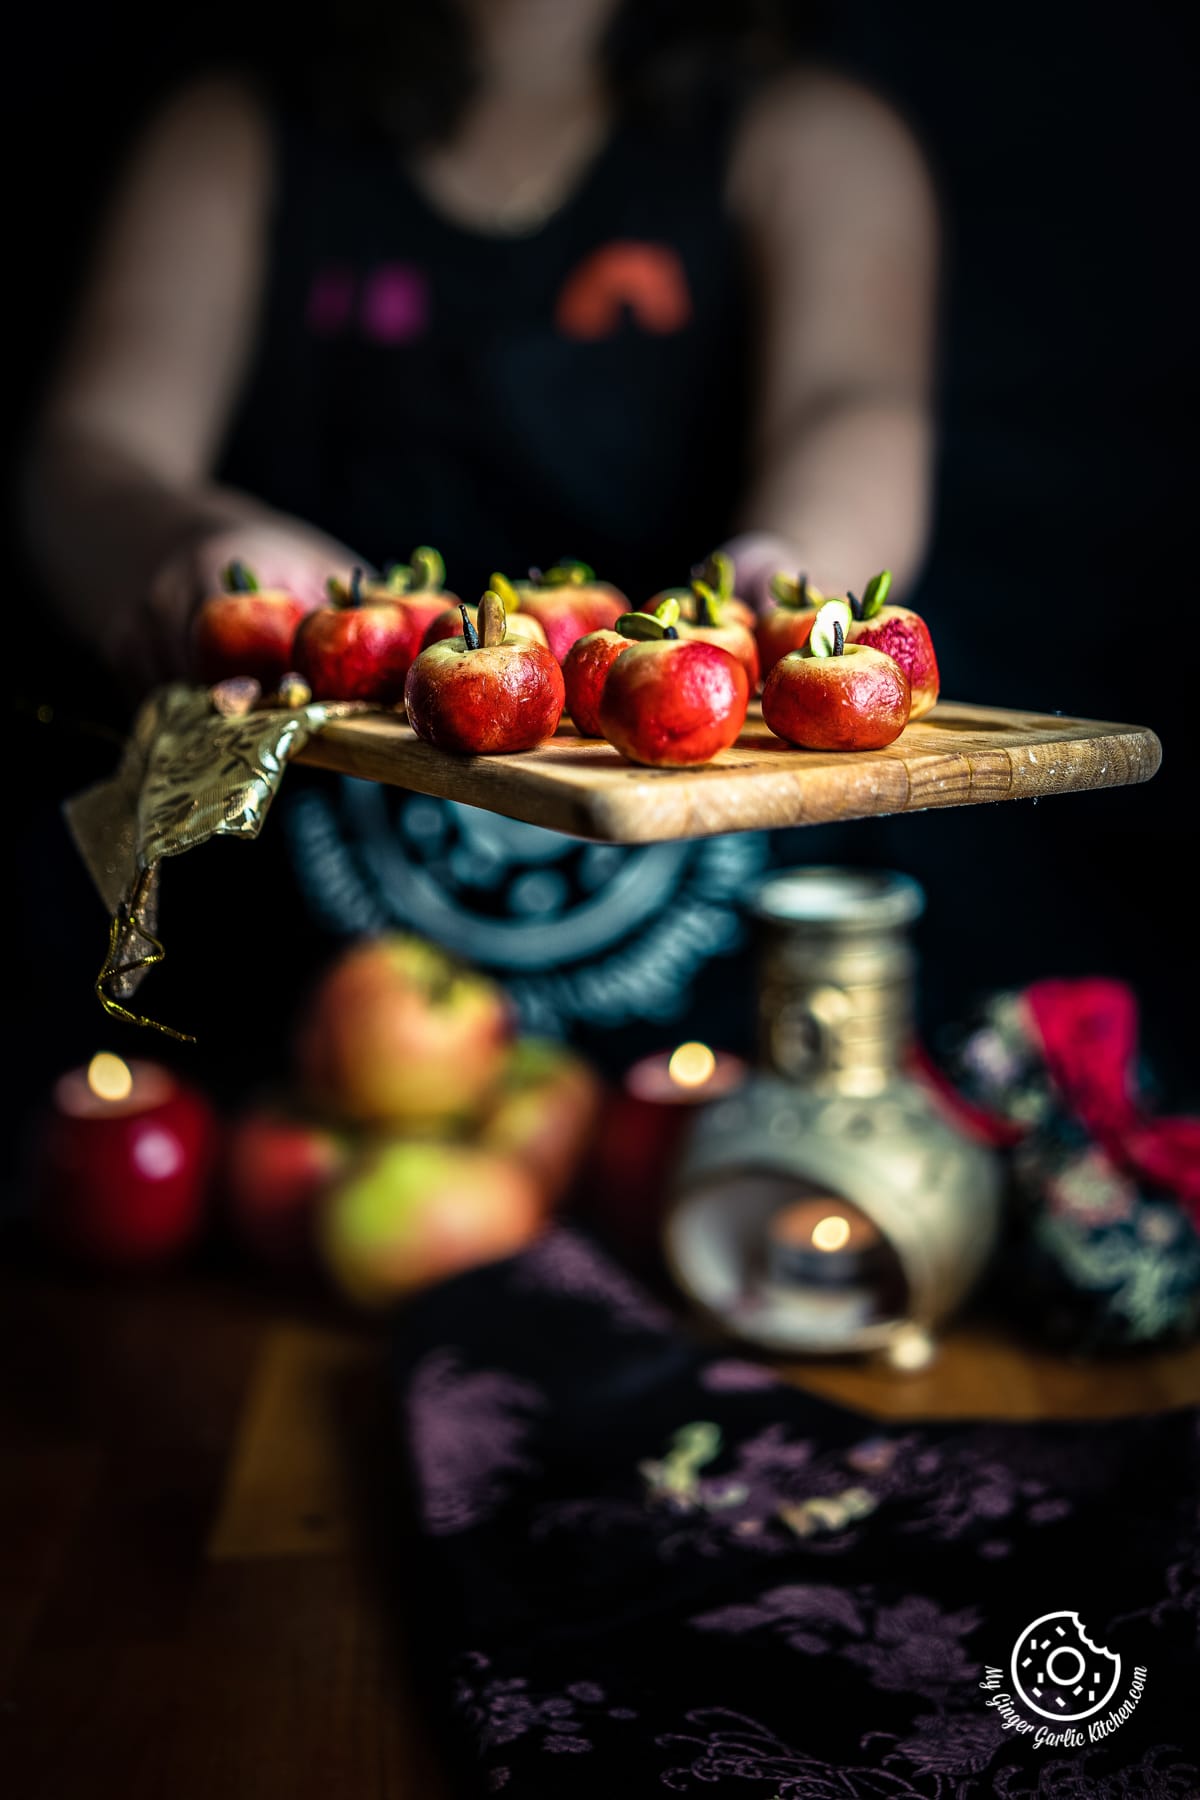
[405,593,566,754]
[562,628,632,735]
[756,570,827,679]
[674,559,760,690]
[337,545,461,645]
[597,600,750,767]
[293,567,423,703]
[845,570,940,720]
[492,561,627,662]
[296,932,512,1129]
[762,599,911,751]
[191,560,307,687]
[478,1037,602,1212]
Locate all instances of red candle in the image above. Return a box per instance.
[585,1042,748,1265]
[34,1053,218,1266]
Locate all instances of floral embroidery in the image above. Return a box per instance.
[405,1350,543,1534]
[514,1226,673,1331]
[657,1706,928,1796]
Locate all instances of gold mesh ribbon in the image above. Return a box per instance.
[63,683,362,1039]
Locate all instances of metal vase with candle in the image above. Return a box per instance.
[663,868,1000,1362]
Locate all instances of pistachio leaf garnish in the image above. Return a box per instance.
[769,570,823,611]
[541,559,595,587]
[223,560,258,594]
[692,549,734,603]
[807,598,854,658]
[410,545,445,591]
[489,571,524,612]
[691,579,721,628]
[616,595,681,641]
[478,590,507,647]
[860,569,893,620]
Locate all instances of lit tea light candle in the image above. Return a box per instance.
[33,1053,218,1266]
[763,1195,890,1337]
[585,1042,749,1266]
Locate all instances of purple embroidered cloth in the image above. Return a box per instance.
[390,1226,1200,1797]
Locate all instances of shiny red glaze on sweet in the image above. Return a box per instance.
[848,606,939,719]
[680,620,760,691]
[762,644,911,750]
[562,628,632,735]
[598,638,750,766]
[404,637,566,753]
[515,585,627,662]
[293,603,423,703]
[756,606,818,679]
[191,591,306,685]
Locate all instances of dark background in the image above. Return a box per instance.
[4,0,1197,1199]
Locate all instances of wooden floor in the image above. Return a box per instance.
[4,1242,1199,1799]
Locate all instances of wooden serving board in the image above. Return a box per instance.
[293,701,1161,845]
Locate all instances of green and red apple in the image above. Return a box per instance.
[296,933,512,1129]
[318,1142,543,1306]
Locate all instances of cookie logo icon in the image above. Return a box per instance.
[1010,1611,1121,1722]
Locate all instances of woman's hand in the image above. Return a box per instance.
[112,518,365,692]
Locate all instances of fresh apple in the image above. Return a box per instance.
[845,570,940,720]
[421,600,548,651]
[318,1142,543,1306]
[335,545,461,646]
[478,1037,602,1210]
[761,598,911,751]
[191,560,307,687]
[293,566,423,703]
[491,561,626,662]
[597,597,750,767]
[756,570,826,679]
[222,1104,350,1268]
[296,932,512,1129]
[405,592,566,754]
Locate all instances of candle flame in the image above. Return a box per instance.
[668,1041,717,1088]
[87,1052,133,1102]
[812,1215,851,1252]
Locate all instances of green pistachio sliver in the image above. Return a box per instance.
[617,610,669,641]
[860,569,893,619]
[808,598,853,658]
[489,571,524,612]
[654,596,682,629]
[410,546,445,591]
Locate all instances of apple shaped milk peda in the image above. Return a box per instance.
[597,598,750,767]
[343,544,461,645]
[492,561,626,662]
[756,570,826,679]
[845,570,940,720]
[672,552,760,689]
[762,599,911,751]
[293,566,423,703]
[191,560,307,686]
[405,592,565,753]
[561,619,639,736]
[297,933,512,1130]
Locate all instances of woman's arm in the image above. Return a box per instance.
[723,70,940,609]
[20,76,360,688]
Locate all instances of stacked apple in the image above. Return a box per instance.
[562,595,750,766]
[221,933,601,1305]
